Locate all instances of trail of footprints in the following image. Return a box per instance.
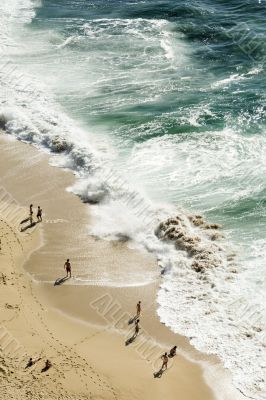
[0,222,23,325]
[0,219,118,399]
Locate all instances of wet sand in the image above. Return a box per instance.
[0,133,245,400]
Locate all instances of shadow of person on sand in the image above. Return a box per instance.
[54,276,70,286]
[125,332,138,346]
[20,222,36,232]
[128,315,137,325]
[20,217,30,225]
[41,360,52,373]
[153,368,166,378]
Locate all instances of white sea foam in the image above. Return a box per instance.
[0,2,265,399]
[211,67,262,89]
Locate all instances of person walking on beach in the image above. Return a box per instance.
[29,204,34,225]
[136,301,141,317]
[37,206,43,222]
[64,259,71,278]
[25,356,41,369]
[25,357,33,368]
[161,352,168,370]
[134,319,140,338]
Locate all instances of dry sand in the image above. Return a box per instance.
[0,134,246,400]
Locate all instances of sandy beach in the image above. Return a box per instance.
[0,134,246,400]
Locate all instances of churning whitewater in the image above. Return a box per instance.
[0,1,265,399]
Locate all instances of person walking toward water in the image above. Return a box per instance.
[25,357,33,368]
[136,301,141,317]
[161,352,168,370]
[134,319,140,337]
[29,204,33,225]
[64,259,71,278]
[37,206,43,222]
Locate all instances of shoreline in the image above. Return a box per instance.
[0,133,245,400]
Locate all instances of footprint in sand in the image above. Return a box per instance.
[5,303,19,310]
[0,364,8,375]
[0,274,7,285]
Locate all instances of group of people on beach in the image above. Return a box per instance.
[29,204,43,225]
[26,357,52,373]
[20,204,43,231]
[27,206,177,377]
[133,301,177,373]
[161,346,177,370]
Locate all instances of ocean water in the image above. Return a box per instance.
[0,0,265,398]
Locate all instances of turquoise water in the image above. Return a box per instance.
[0,1,265,398]
[28,1,266,230]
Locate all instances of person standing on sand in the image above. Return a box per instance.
[169,345,177,358]
[161,352,168,370]
[25,357,33,368]
[136,301,141,317]
[29,204,34,225]
[37,206,43,222]
[64,259,71,278]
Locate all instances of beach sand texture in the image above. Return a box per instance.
[0,135,245,400]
